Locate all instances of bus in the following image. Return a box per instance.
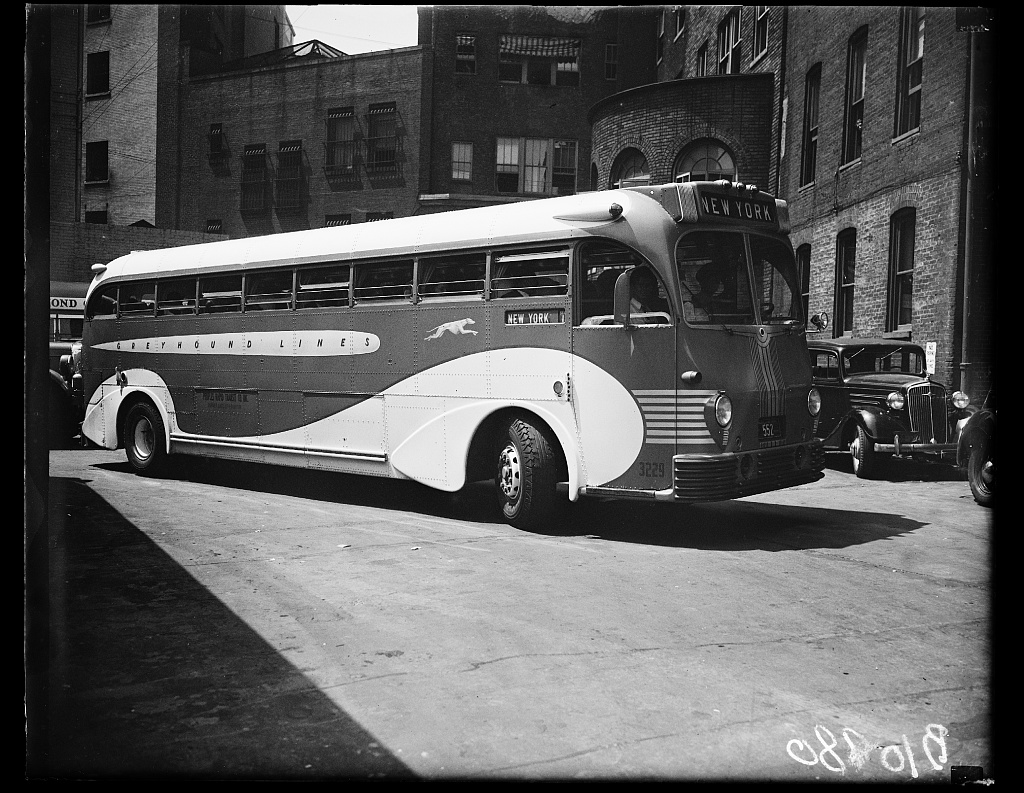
[77,181,825,528]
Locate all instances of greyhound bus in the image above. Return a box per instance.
[77,181,824,528]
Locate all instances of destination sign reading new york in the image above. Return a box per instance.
[505,309,565,326]
[696,192,776,225]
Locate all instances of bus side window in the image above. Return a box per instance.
[577,241,642,325]
[491,249,569,298]
[245,270,293,311]
[86,284,119,319]
[119,281,156,316]
[297,263,350,309]
[199,274,242,314]
[157,278,197,316]
[419,253,485,298]
[353,260,414,302]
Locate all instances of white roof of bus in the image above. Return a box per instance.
[93,188,666,285]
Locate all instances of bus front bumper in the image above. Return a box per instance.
[671,440,825,502]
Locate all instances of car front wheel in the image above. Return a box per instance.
[850,424,879,479]
[967,438,994,507]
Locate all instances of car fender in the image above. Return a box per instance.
[833,407,905,444]
[957,409,994,466]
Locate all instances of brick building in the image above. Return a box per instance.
[416,5,657,213]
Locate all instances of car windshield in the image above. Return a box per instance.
[842,346,925,375]
[676,231,800,325]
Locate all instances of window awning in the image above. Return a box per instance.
[500,35,579,58]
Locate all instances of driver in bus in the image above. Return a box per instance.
[630,267,670,322]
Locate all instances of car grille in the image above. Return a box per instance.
[907,382,948,443]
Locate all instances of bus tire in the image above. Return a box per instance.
[123,401,167,476]
[496,417,557,530]
[849,424,879,479]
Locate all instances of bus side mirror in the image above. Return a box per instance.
[613,271,633,328]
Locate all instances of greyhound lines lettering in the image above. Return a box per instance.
[76,182,825,529]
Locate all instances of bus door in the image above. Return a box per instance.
[570,241,676,493]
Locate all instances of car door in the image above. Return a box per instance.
[809,348,847,444]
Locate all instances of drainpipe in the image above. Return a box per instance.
[959,30,978,398]
[775,5,788,197]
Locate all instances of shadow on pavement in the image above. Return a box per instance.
[29,476,415,780]
[90,455,928,554]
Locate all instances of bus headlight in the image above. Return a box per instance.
[807,387,821,416]
[886,391,905,410]
[951,391,970,409]
[714,393,733,427]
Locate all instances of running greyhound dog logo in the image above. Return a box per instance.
[425,317,478,340]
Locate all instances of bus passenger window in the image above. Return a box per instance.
[119,281,156,316]
[491,249,569,298]
[157,278,197,316]
[353,260,413,302]
[86,284,119,319]
[297,264,350,309]
[419,253,485,298]
[199,274,242,314]
[245,270,293,311]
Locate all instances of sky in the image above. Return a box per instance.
[285,5,422,54]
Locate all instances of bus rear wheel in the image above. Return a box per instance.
[124,401,167,475]
[496,417,557,530]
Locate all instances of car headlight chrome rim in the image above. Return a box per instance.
[951,391,970,409]
[807,387,821,416]
[886,391,905,410]
[714,393,733,427]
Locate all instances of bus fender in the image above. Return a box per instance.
[390,400,581,498]
[81,369,174,452]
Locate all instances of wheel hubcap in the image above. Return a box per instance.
[499,443,521,502]
[981,459,994,487]
[850,437,860,469]
[133,418,154,461]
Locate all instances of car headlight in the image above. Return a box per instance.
[71,341,83,374]
[807,387,821,416]
[886,391,905,410]
[714,393,733,427]
[951,391,970,409]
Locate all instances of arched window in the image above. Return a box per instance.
[672,139,736,183]
[590,162,599,191]
[609,148,650,189]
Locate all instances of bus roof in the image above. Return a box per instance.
[90,182,786,288]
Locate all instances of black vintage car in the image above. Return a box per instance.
[807,339,973,478]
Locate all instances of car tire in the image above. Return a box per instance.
[850,424,879,479]
[966,438,994,508]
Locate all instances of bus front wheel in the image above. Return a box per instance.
[496,417,557,530]
[124,401,167,475]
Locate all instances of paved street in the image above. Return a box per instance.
[33,447,993,781]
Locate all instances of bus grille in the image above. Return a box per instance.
[672,443,824,502]
[673,457,739,501]
[907,382,948,443]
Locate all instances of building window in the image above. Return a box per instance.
[800,64,821,186]
[365,103,398,172]
[605,44,618,80]
[276,140,304,213]
[495,137,577,195]
[84,209,107,224]
[85,140,108,183]
[887,209,915,331]
[326,107,356,175]
[241,144,268,212]
[895,7,924,136]
[365,212,394,222]
[610,148,650,189]
[696,42,708,77]
[753,6,769,59]
[843,28,868,165]
[796,244,811,323]
[673,139,736,183]
[86,51,109,96]
[717,10,741,74]
[835,230,856,336]
[205,219,222,233]
[674,7,685,41]
[452,142,473,181]
[325,214,351,227]
[208,123,226,159]
[498,36,580,86]
[86,4,110,24]
[657,10,665,65]
[456,35,476,73]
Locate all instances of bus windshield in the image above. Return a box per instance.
[676,231,801,326]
